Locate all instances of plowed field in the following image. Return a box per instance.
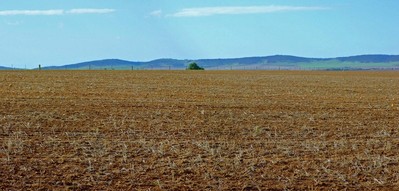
[1,70,399,190]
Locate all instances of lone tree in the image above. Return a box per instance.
[187,62,204,70]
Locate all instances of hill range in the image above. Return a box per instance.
[0,66,16,70]
[2,54,399,70]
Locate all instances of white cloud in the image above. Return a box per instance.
[150,10,163,17]
[0,10,64,16]
[170,5,329,17]
[0,9,115,16]
[67,9,115,14]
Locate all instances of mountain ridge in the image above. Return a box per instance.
[0,66,16,70]
[2,54,399,70]
[57,54,399,70]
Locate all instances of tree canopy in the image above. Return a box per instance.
[187,62,204,70]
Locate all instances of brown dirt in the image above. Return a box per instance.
[1,70,398,190]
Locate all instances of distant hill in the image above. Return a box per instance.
[193,55,325,69]
[42,59,140,70]
[42,58,191,70]
[336,55,399,63]
[26,54,399,70]
[0,66,17,70]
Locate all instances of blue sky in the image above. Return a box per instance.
[1,0,399,68]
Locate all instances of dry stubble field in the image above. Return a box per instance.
[1,70,399,190]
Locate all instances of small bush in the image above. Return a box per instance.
[187,62,204,70]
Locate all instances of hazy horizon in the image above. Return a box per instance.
[1,0,398,68]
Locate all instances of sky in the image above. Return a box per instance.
[1,0,399,68]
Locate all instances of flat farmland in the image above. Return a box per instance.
[1,70,399,190]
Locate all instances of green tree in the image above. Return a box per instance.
[187,62,204,70]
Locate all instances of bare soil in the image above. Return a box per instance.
[1,70,398,190]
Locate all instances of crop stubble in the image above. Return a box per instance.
[0,70,398,190]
